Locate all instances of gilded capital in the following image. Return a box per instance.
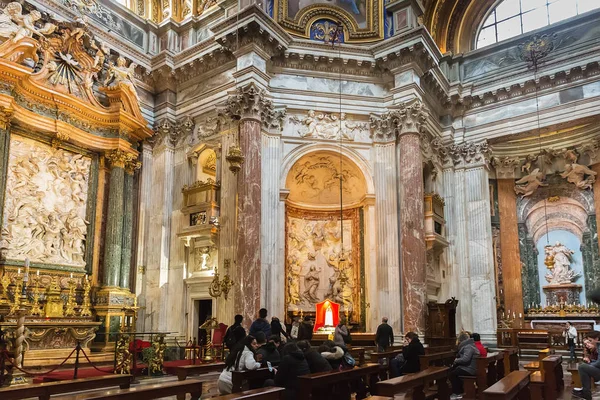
[125,160,142,174]
[0,106,14,131]
[224,84,274,122]
[105,149,136,169]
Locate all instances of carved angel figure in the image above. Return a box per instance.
[0,3,55,43]
[561,163,597,190]
[104,56,138,98]
[544,242,580,285]
[514,168,548,197]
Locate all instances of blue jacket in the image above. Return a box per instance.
[249,318,272,337]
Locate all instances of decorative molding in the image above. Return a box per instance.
[289,110,367,141]
[222,84,284,131]
[0,106,14,130]
[447,140,490,167]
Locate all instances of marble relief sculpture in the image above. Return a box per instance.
[560,150,597,190]
[544,242,581,285]
[514,168,547,197]
[1,137,90,267]
[0,3,56,43]
[290,110,367,141]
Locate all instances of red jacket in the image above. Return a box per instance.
[475,341,487,357]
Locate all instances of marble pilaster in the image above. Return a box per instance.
[593,164,600,250]
[103,150,132,287]
[0,107,13,230]
[135,143,153,332]
[497,179,524,317]
[262,132,283,317]
[464,162,497,338]
[440,167,459,305]
[373,139,402,333]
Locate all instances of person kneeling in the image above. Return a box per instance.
[449,332,480,400]
[390,331,425,378]
[266,342,311,400]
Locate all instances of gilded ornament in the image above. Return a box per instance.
[226,145,244,173]
[30,276,43,316]
[44,277,65,318]
[0,106,14,130]
[105,149,136,168]
[80,275,92,317]
[149,334,167,374]
[0,273,10,303]
[115,335,132,374]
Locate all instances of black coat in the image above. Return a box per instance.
[271,320,289,339]
[274,350,311,400]
[257,342,281,366]
[297,322,313,341]
[224,323,246,350]
[402,338,425,373]
[375,323,394,348]
[303,348,332,373]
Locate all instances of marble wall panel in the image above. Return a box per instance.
[270,75,386,97]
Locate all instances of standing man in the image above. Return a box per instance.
[375,317,394,352]
[250,308,272,338]
[224,314,246,350]
[564,321,578,362]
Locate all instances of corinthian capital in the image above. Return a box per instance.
[392,99,429,137]
[106,149,137,169]
[447,141,490,168]
[0,106,14,130]
[369,113,396,143]
[224,84,274,122]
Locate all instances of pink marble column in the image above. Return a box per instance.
[395,100,428,335]
[234,118,262,325]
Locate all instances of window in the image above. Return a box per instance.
[476,0,600,49]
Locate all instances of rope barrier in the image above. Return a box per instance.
[1,348,76,376]
[80,348,129,374]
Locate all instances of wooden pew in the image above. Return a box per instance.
[482,371,531,400]
[524,348,553,371]
[419,350,456,371]
[374,366,450,400]
[298,363,380,400]
[490,347,519,373]
[463,352,505,399]
[349,347,366,366]
[212,387,286,399]
[170,361,225,381]
[529,355,563,400]
[370,348,403,380]
[0,374,132,400]
[424,345,453,355]
[232,368,274,393]
[52,380,203,400]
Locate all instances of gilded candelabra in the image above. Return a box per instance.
[64,277,77,317]
[30,276,43,316]
[0,273,10,304]
[80,275,92,317]
[9,275,23,315]
[208,260,234,300]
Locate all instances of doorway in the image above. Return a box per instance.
[197,299,213,346]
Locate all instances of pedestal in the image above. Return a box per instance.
[92,287,136,351]
[543,284,582,305]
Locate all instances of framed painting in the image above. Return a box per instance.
[274,0,384,42]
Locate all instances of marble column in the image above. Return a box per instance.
[453,167,473,331]
[0,107,13,228]
[103,150,132,287]
[372,134,402,333]
[120,161,138,289]
[497,179,524,317]
[394,100,428,334]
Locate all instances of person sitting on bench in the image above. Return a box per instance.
[573,331,600,400]
[449,332,480,400]
[390,331,425,378]
[266,342,311,400]
[471,333,487,357]
[218,335,262,394]
[257,334,281,367]
[297,340,332,373]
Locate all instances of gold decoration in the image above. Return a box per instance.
[115,335,132,374]
[105,149,136,169]
[9,275,23,315]
[203,152,217,175]
[80,275,92,317]
[0,273,10,303]
[199,317,220,362]
[44,277,64,318]
[209,260,234,300]
[64,278,77,317]
[149,334,167,374]
[0,106,14,130]
[547,196,561,202]
[225,145,244,173]
[30,276,43,316]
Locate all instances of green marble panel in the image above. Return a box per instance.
[519,223,541,307]
[583,215,600,294]
[103,166,125,287]
[0,127,10,230]
[120,172,134,289]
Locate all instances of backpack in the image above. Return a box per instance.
[342,352,356,369]
[225,326,238,350]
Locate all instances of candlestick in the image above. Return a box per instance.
[30,276,43,316]
[64,279,77,317]
[80,276,92,317]
[17,268,21,275]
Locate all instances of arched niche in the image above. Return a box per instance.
[196,148,217,181]
[283,150,369,329]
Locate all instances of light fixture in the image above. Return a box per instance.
[208,259,234,300]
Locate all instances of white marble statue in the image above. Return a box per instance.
[544,242,581,285]
[104,56,138,98]
[514,168,548,197]
[561,163,597,190]
[0,3,56,43]
[1,137,90,267]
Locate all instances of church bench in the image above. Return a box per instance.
[0,374,132,400]
[374,366,450,400]
[370,348,403,379]
[212,387,286,399]
[516,333,550,357]
[298,362,380,399]
[462,352,505,399]
[419,351,456,371]
[51,379,203,400]
[168,361,225,381]
[523,348,554,371]
[424,345,453,355]
[232,368,274,393]
[529,355,563,400]
[349,347,366,365]
[490,347,519,373]
[568,364,597,390]
[482,371,531,400]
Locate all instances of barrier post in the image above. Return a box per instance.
[73,341,81,379]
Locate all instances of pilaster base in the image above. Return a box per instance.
[92,286,137,352]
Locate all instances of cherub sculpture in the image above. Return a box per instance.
[0,3,56,43]
[514,168,548,197]
[560,150,597,190]
[104,56,138,99]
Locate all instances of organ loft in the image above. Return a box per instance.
[0,0,599,397]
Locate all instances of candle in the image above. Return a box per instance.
[70,273,73,279]
[36,270,39,276]
[25,258,30,268]
[519,313,522,318]
[17,268,21,275]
